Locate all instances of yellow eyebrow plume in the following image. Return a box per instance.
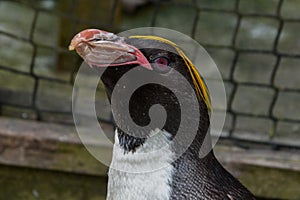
[129,35,212,110]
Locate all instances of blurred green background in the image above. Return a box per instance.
[1,0,300,141]
[0,0,300,199]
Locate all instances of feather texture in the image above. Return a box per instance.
[129,35,212,110]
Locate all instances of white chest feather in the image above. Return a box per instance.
[106,129,174,200]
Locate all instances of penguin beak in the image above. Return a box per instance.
[69,29,152,70]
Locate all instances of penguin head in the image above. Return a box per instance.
[70,29,210,152]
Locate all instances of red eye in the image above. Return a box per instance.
[155,57,169,65]
[152,57,171,73]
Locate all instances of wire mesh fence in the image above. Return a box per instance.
[0,0,299,149]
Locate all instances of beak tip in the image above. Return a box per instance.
[69,45,75,51]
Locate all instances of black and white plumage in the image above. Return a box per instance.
[70,29,256,200]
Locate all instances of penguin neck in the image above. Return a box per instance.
[100,65,212,158]
[115,96,211,158]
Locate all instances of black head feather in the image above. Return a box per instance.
[100,38,209,153]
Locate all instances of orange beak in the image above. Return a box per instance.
[69,29,152,70]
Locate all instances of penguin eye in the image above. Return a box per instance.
[155,57,169,65]
[151,57,171,74]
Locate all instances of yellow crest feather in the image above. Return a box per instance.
[129,35,212,110]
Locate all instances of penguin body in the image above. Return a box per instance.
[69,29,256,200]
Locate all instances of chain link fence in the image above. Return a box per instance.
[0,0,299,149]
